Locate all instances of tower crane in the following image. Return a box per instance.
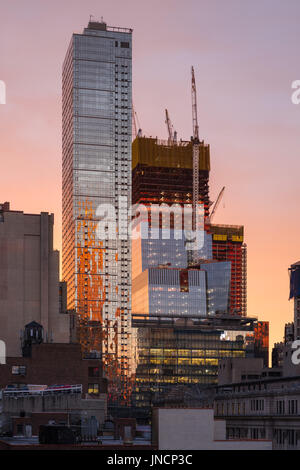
[209,186,225,223]
[132,102,137,138]
[191,66,200,233]
[165,109,177,144]
[132,102,142,139]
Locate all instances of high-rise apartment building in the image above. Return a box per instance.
[62,21,132,395]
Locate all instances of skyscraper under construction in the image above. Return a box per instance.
[131,134,253,413]
[132,136,247,315]
[62,20,133,401]
[132,136,210,217]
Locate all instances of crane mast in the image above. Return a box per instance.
[191,66,200,233]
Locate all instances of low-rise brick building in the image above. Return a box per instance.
[0,342,107,396]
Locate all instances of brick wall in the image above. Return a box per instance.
[0,343,107,395]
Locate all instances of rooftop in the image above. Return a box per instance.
[86,21,133,34]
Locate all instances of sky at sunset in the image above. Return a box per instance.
[1,0,300,352]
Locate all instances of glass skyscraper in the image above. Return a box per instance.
[132,220,230,317]
[62,21,132,399]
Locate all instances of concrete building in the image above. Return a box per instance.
[218,357,265,385]
[1,389,107,437]
[0,342,108,437]
[0,343,107,396]
[212,350,300,450]
[272,322,294,368]
[0,202,69,356]
[152,408,271,450]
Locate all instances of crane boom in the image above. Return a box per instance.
[165,109,173,143]
[191,66,199,141]
[165,109,177,144]
[132,102,142,139]
[209,186,225,222]
[132,102,137,138]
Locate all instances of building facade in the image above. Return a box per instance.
[0,202,69,356]
[289,261,300,340]
[214,360,300,450]
[132,314,257,412]
[62,21,133,397]
[0,342,107,396]
[152,408,271,450]
[132,263,231,318]
[210,224,247,316]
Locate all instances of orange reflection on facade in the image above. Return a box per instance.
[75,200,132,405]
[76,200,106,324]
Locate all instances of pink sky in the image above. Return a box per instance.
[1,0,300,352]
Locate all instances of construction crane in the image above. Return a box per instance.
[132,102,137,138]
[132,102,142,139]
[191,66,200,233]
[165,109,177,144]
[209,186,225,223]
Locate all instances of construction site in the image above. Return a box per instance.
[128,67,267,419]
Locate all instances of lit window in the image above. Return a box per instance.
[88,383,99,394]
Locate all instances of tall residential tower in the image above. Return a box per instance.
[62,21,132,396]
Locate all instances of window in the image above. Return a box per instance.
[288,399,298,415]
[277,400,285,415]
[16,424,24,435]
[288,429,296,446]
[88,367,99,378]
[276,429,284,445]
[88,383,99,394]
[121,42,129,48]
[12,366,26,376]
[250,428,259,439]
